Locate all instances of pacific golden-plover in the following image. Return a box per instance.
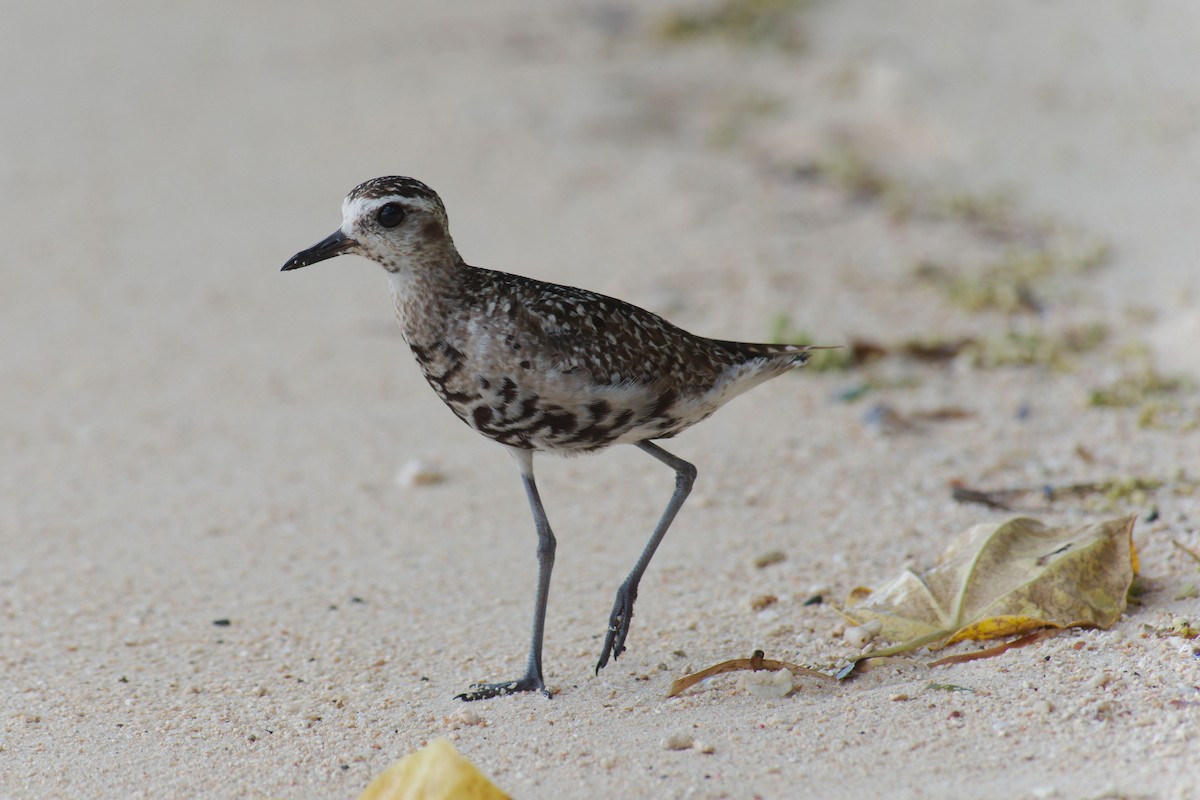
[283,176,816,700]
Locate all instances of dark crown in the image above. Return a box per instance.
[347,176,445,213]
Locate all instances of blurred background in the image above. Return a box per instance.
[3,1,1199,796]
[6,0,1199,551]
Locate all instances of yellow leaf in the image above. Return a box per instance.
[945,614,1058,645]
[846,586,874,604]
[358,738,509,800]
[844,516,1136,657]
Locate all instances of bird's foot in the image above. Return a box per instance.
[595,581,637,673]
[455,672,550,702]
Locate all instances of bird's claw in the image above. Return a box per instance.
[596,583,637,673]
[455,674,550,702]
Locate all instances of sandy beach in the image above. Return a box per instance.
[3,2,1199,797]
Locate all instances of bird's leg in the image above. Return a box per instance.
[457,447,556,701]
[596,441,696,673]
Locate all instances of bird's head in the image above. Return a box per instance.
[282,176,459,274]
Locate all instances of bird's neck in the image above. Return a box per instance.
[386,254,467,345]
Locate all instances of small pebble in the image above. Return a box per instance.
[738,668,794,699]
[750,594,778,611]
[661,732,695,751]
[443,708,488,730]
[694,740,715,754]
[843,625,875,649]
[395,459,446,488]
[754,550,787,569]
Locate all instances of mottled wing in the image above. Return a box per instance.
[451,268,814,452]
[490,270,738,390]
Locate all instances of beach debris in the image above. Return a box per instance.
[445,708,487,730]
[949,483,1015,511]
[1141,616,1198,640]
[661,732,695,751]
[950,476,1178,513]
[912,236,1110,316]
[667,649,833,697]
[1173,541,1200,601]
[842,620,881,649]
[753,549,787,569]
[1174,539,1200,567]
[1088,365,1185,409]
[659,733,717,753]
[657,0,811,51]
[771,325,1110,374]
[926,629,1061,667]
[396,459,447,488]
[924,683,976,694]
[788,141,1113,330]
[1081,343,1196,428]
[738,667,794,698]
[749,594,778,612]
[1167,617,1198,639]
[863,403,973,436]
[358,738,508,800]
[838,516,1137,676]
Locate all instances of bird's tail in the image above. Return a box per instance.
[715,341,839,366]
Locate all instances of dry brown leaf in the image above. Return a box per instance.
[667,650,833,697]
[926,628,1061,667]
[842,516,1136,661]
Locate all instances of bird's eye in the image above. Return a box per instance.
[377,203,406,228]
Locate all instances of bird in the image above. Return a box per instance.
[282,176,817,701]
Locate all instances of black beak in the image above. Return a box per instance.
[281,230,356,271]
